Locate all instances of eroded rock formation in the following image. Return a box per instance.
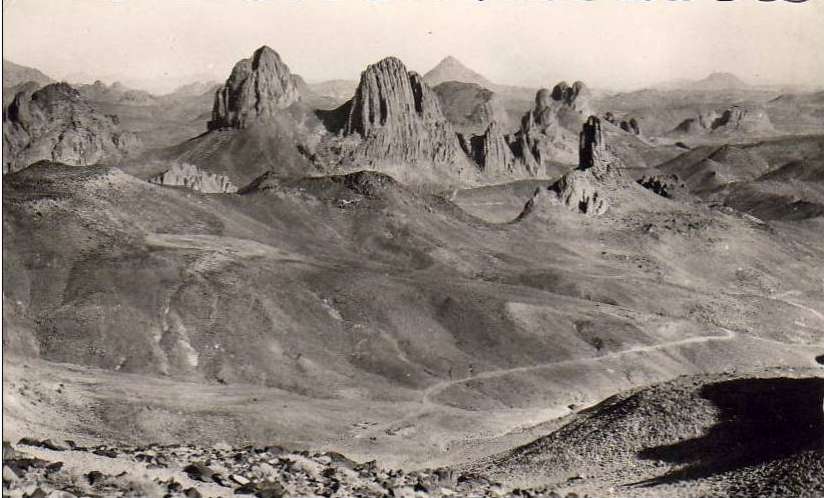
[148,162,237,193]
[3,82,141,173]
[516,89,574,173]
[208,46,301,130]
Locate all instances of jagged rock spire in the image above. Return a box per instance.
[578,115,604,170]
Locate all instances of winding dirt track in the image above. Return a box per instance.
[361,288,824,439]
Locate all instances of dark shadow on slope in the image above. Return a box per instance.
[315,100,351,134]
[634,377,824,487]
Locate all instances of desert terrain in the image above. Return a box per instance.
[3,39,824,498]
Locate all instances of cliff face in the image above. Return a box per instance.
[337,57,468,170]
[208,46,301,130]
[3,83,141,173]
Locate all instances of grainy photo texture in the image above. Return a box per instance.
[2,0,823,497]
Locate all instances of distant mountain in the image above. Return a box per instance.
[2,59,54,88]
[77,80,159,106]
[423,56,493,88]
[654,72,750,92]
[692,72,750,91]
[307,79,359,102]
[167,80,221,98]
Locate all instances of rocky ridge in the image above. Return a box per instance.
[2,83,141,174]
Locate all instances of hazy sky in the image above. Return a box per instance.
[4,0,824,93]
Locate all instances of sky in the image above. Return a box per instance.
[3,0,824,94]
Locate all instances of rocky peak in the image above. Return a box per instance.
[208,46,301,130]
[335,57,467,171]
[345,57,445,136]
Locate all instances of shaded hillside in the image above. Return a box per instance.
[475,370,824,498]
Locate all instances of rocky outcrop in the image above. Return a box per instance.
[337,57,467,169]
[637,174,683,199]
[604,112,641,136]
[521,116,625,217]
[148,162,237,193]
[672,105,774,135]
[514,83,596,173]
[551,81,592,114]
[2,82,141,173]
[469,121,516,174]
[516,89,574,173]
[208,46,301,130]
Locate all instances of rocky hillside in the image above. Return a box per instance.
[475,369,824,498]
[2,82,142,173]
